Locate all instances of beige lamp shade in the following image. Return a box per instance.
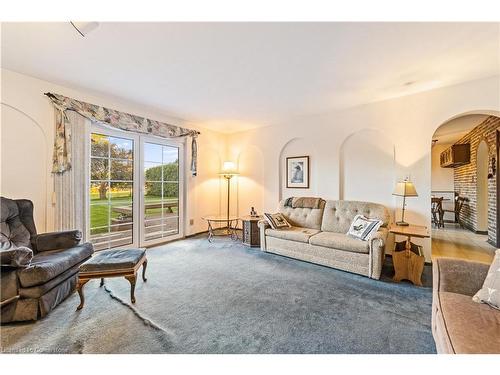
[219,161,239,176]
[392,181,418,197]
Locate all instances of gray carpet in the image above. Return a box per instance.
[1,235,436,354]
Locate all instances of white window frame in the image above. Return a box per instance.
[140,134,185,247]
[88,122,185,249]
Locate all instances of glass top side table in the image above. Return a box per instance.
[202,215,240,242]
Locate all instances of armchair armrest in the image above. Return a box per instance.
[31,230,82,252]
[433,258,490,297]
[0,247,33,267]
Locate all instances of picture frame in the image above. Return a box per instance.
[286,156,309,188]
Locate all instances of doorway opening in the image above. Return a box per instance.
[88,123,184,251]
[431,114,499,263]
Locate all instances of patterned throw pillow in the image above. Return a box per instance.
[264,213,291,230]
[473,249,500,310]
[347,214,383,241]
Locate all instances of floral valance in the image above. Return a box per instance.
[45,92,200,176]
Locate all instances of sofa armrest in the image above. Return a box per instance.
[258,220,269,251]
[433,257,490,297]
[370,227,387,250]
[368,227,388,279]
[31,230,82,252]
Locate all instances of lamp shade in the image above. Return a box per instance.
[219,161,239,176]
[392,181,418,197]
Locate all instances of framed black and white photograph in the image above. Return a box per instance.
[286,156,309,188]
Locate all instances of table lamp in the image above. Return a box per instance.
[219,161,239,231]
[392,179,418,226]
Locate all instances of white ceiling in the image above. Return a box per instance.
[2,22,499,133]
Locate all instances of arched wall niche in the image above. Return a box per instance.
[278,137,321,201]
[339,128,396,212]
[1,102,48,231]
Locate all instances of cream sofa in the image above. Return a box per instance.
[258,199,390,279]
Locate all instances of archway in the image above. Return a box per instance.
[431,111,500,261]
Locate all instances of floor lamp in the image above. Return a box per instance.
[220,161,239,232]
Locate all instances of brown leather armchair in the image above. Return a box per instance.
[1,197,94,322]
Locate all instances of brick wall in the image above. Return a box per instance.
[453,116,499,246]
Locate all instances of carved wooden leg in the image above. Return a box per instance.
[125,274,137,303]
[100,278,105,287]
[76,279,89,310]
[142,259,148,282]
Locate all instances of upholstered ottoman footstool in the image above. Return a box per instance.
[76,248,147,310]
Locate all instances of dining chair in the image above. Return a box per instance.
[443,195,468,227]
[431,197,444,228]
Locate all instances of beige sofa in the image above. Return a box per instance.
[432,257,500,353]
[258,199,390,279]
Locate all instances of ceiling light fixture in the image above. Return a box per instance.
[70,21,99,37]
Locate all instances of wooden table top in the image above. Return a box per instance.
[389,224,430,238]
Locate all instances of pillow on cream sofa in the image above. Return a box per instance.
[347,214,382,241]
[473,249,500,310]
[264,213,291,230]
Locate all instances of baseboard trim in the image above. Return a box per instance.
[185,230,208,238]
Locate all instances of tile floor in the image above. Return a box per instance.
[431,223,496,263]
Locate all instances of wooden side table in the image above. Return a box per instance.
[241,215,262,247]
[388,224,430,286]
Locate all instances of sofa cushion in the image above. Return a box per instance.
[18,243,93,288]
[321,200,390,234]
[80,248,146,272]
[19,262,80,299]
[438,291,500,353]
[278,199,325,230]
[309,231,370,254]
[265,226,320,243]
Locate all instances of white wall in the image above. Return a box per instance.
[227,76,500,261]
[3,68,500,260]
[0,69,226,235]
[431,143,455,191]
